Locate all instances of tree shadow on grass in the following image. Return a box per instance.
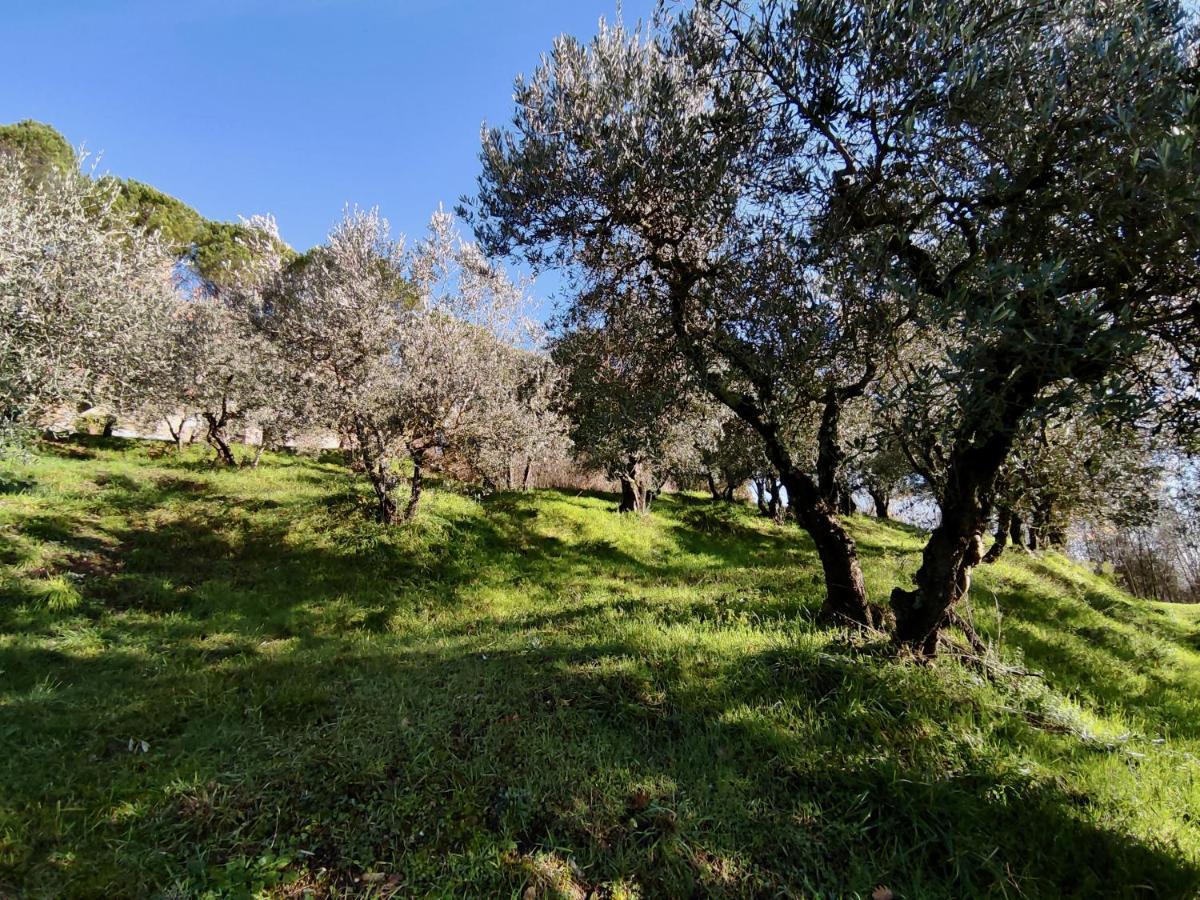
[3,453,1197,896]
[2,630,1195,898]
[970,581,1200,736]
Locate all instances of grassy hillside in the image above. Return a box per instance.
[1,439,1198,898]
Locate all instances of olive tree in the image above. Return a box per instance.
[468,14,901,626]
[549,291,720,513]
[471,1,1199,648]
[709,0,1200,652]
[466,347,570,491]
[0,155,178,447]
[264,207,531,522]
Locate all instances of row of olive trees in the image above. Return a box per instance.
[0,122,571,521]
[466,0,1200,653]
[143,205,574,523]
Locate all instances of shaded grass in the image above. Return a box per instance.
[0,437,1198,897]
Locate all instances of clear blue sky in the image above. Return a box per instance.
[0,0,656,280]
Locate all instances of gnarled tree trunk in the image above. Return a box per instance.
[782,469,883,628]
[203,411,236,466]
[666,278,878,629]
[350,417,400,524]
[891,483,991,655]
[891,366,1039,655]
[618,475,648,513]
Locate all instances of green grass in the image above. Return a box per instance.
[1,437,1198,898]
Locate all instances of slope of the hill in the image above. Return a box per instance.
[1,438,1198,898]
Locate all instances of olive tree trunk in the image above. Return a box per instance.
[618,475,649,513]
[202,411,236,466]
[891,366,1039,655]
[982,506,1011,564]
[164,416,186,453]
[403,454,424,521]
[868,487,889,520]
[707,471,722,501]
[667,279,879,629]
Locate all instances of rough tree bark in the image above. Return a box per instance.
[618,475,648,513]
[522,458,533,491]
[891,365,1040,655]
[816,389,844,509]
[891,463,995,655]
[351,418,399,524]
[784,469,882,627]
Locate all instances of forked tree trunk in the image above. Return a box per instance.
[754,479,769,515]
[982,506,1011,564]
[351,418,399,524]
[164,416,186,453]
[618,475,649,513]
[617,459,652,513]
[768,479,784,522]
[203,412,236,466]
[665,279,877,630]
[891,489,990,655]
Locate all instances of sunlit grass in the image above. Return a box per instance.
[1,437,1198,897]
